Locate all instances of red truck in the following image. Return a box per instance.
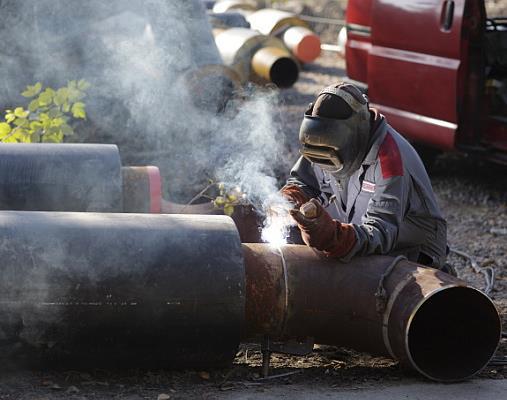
[343,0,507,164]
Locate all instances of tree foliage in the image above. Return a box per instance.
[0,80,90,143]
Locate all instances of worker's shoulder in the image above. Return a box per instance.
[375,125,427,179]
[375,127,404,179]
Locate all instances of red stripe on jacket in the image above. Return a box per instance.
[378,132,403,179]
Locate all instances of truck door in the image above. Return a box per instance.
[367,0,484,150]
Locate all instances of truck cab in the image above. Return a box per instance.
[344,0,507,164]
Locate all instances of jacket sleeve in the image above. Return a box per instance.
[286,156,322,199]
[343,162,409,260]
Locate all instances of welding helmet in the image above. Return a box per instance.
[299,83,371,179]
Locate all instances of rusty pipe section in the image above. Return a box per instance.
[0,212,244,368]
[243,244,501,381]
[214,27,299,88]
[247,9,321,63]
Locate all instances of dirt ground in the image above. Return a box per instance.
[0,2,506,399]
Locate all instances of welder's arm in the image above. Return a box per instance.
[290,199,356,258]
[342,166,409,261]
[281,156,321,207]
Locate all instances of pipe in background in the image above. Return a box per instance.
[246,9,321,63]
[214,27,299,87]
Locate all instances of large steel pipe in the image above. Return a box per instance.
[0,143,122,212]
[243,244,501,381]
[215,27,299,88]
[0,212,244,368]
[247,9,321,63]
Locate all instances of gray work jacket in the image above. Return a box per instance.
[288,117,447,267]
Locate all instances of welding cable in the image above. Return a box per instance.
[374,255,407,314]
[449,248,496,295]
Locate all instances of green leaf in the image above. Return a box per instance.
[42,128,64,143]
[53,88,69,106]
[48,107,61,119]
[224,204,235,216]
[51,117,64,127]
[5,112,15,123]
[71,102,86,119]
[214,196,225,207]
[38,88,55,106]
[28,99,40,112]
[29,121,43,131]
[13,118,28,127]
[62,102,71,113]
[14,107,29,118]
[0,122,12,137]
[13,129,31,143]
[21,82,42,98]
[77,79,91,91]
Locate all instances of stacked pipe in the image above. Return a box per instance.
[214,27,299,88]
[0,212,501,380]
[246,9,321,64]
[210,2,321,67]
[0,143,162,213]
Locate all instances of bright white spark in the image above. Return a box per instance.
[261,195,295,247]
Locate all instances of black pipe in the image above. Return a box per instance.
[0,212,244,369]
[0,144,122,212]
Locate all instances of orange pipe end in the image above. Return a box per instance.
[283,26,321,63]
[146,166,162,213]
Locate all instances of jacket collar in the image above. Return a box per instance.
[362,109,388,166]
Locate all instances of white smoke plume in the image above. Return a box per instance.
[0,0,289,205]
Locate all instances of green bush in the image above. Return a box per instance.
[0,80,90,143]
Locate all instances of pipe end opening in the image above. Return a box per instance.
[407,287,501,381]
[270,57,299,88]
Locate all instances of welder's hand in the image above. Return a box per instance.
[289,199,357,258]
[280,184,310,209]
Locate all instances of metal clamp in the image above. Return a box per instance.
[375,256,407,314]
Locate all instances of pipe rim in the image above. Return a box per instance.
[404,285,501,382]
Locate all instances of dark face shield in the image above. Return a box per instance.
[300,144,343,174]
[298,114,370,179]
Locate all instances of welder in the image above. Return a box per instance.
[281,82,449,271]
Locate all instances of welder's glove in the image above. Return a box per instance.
[289,199,356,258]
[280,184,311,209]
